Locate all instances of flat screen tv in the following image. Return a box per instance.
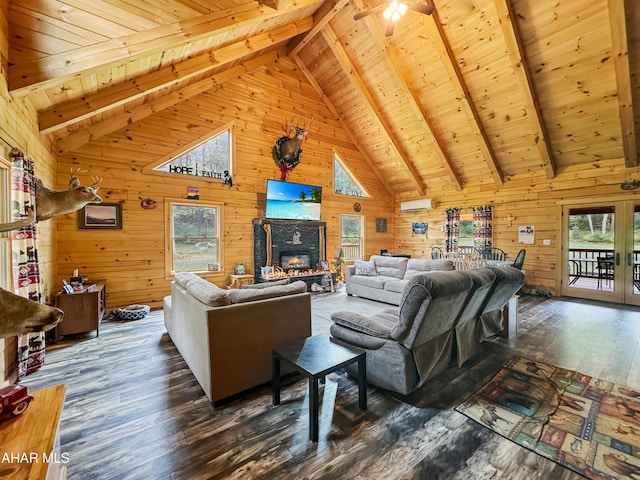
[265,179,322,221]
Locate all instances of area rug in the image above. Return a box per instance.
[456,356,640,479]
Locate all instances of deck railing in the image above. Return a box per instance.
[568,248,640,278]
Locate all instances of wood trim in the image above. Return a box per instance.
[9,0,322,95]
[321,25,427,195]
[291,54,396,197]
[40,20,312,134]
[494,0,556,179]
[608,0,638,168]
[422,10,504,185]
[287,0,350,57]
[350,0,463,191]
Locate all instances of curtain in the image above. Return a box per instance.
[445,207,460,252]
[472,204,493,257]
[10,148,46,378]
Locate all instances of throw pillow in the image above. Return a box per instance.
[185,277,231,307]
[354,259,378,276]
[174,271,201,288]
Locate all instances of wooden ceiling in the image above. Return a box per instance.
[7,0,640,195]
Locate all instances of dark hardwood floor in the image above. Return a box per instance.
[22,292,640,480]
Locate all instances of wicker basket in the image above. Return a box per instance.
[114,304,150,321]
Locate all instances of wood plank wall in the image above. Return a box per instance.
[395,160,640,294]
[1,3,56,384]
[56,59,395,309]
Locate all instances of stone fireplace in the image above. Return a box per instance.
[253,218,327,285]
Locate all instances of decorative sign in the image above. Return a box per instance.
[412,222,428,235]
[187,186,200,200]
[518,225,535,244]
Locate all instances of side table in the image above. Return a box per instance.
[54,279,106,340]
[272,334,366,442]
[228,274,255,289]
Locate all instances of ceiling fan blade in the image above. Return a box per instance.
[385,18,394,37]
[354,4,386,21]
[406,3,435,15]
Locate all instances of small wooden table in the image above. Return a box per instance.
[272,335,366,442]
[228,274,254,289]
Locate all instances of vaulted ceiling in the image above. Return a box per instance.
[7,0,640,196]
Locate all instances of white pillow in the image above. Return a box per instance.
[185,278,231,306]
[354,260,378,276]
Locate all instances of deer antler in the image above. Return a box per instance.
[89,176,102,187]
[70,167,88,178]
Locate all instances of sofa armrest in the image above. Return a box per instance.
[344,265,356,294]
[330,310,393,338]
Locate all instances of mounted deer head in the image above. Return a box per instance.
[0,287,63,339]
[0,171,102,232]
[272,118,311,180]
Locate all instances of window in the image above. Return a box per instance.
[166,200,223,275]
[334,152,368,197]
[340,214,364,261]
[153,125,233,181]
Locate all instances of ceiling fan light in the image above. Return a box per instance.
[398,3,408,15]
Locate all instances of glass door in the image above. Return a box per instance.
[561,201,640,305]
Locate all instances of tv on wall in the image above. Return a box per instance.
[265,179,322,221]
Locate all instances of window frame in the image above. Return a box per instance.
[340,214,365,261]
[165,199,224,278]
[146,122,235,181]
[0,154,12,291]
[333,150,369,198]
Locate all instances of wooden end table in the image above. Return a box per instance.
[272,334,366,442]
[228,274,254,289]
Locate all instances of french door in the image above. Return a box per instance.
[561,200,640,306]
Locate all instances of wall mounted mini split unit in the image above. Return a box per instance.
[400,198,436,212]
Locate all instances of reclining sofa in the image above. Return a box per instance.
[164,273,311,403]
[331,266,525,395]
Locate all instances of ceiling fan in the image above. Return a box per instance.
[354,0,435,37]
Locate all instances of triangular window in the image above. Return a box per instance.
[152,126,232,181]
[334,152,368,197]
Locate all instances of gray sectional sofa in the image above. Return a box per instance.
[345,255,455,305]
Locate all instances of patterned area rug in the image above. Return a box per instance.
[456,356,640,479]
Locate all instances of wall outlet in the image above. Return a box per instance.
[543,239,551,246]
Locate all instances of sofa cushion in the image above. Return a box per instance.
[241,278,290,289]
[174,271,201,288]
[227,280,307,303]
[185,277,232,306]
[370,255,408,279]
[350,274,396,290]
[384,279,409,294]
[404,259,454,278]
[354,259,378,276]
[331,311,396,338]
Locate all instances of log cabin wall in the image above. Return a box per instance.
[0,2,56,384]
[394,160,640,295]
[56,56,395,309]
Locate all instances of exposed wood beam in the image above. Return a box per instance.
[287,0,349,57]
[422,11,504,185]
[258,0,291,9]
[291,54,396,198]
[493,0,556,178]
[8,0,321,96]
[39,19,313,134]
[608,0,638,167]
[321,25,427,195]
[55,52,279,154]
[352,0,462,191]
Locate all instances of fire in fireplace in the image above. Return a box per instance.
[280,252,311,270]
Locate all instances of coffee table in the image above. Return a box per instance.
[272,334,366,442]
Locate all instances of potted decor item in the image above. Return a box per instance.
[114,304,150,321]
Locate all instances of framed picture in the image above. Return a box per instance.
[412,222,428,235]
[376,218,387,232]
[260,266,274,277]
[78,203,122,230]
